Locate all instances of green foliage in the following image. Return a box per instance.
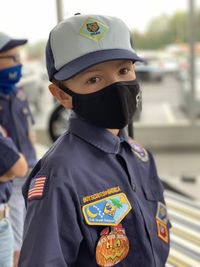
[132,9,199,50]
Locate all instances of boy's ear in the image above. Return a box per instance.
[48,83,73,109]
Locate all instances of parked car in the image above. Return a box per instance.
[178,58,200,116]
[161,55,179,75]
[135,55,164,82]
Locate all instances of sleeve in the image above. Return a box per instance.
[19,172,83,267]
[0,136,20,176]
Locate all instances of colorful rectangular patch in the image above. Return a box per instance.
[156,202,168,225]
[28,176,46,200]
[82,193,132,226]
[156,219,169,243]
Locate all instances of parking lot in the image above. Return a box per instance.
[138,73,198,124]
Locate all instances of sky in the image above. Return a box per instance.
[0,0,199,44]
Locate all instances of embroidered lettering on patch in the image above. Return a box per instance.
[80,17,109,42]
[82,193,132,226]
[82,186,121,203]
[28,176,47,200]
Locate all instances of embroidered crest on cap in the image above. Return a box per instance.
[82,193,132,226]
[80,17,109,42]
[28,176,47,200]
[129,139,148,162]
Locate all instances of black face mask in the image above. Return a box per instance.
[59,80,142,129]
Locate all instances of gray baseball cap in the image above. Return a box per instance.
[0,32,27,52]
[46,14,144,81]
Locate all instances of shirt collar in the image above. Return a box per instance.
[69,112,129,154]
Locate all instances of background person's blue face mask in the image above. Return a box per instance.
[0,64,22,95]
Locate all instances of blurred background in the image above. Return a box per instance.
[1,0,200,266]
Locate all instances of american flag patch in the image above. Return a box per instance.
[28,176,47,200]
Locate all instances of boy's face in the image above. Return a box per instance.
[0,47,21,70]
[49,59,136,110]
[63,60,136,94]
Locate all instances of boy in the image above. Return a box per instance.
[0,125,28,267]
[0,32,37,266]
[19,14,171,267]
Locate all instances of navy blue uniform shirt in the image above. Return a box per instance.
[0,87,37,168]
[19,114,171,267]
[0,134,20,203]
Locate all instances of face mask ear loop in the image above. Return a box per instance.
[57,81,75,97]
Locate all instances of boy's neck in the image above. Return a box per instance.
[107,128,119,136]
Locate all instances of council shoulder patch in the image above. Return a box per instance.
[80,17,109,42]
[28,176,47,200]
[82,193,132,226]
[129,138,149,162]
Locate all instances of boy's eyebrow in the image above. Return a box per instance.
[78,60,133,77]
[80,68,102,75]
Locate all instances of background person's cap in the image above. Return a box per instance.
[46,14,144,81]
[0,32,27,53]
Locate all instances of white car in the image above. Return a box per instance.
[135,56,164,82]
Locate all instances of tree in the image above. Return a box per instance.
[132,9,200,50]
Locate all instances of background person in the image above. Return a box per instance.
[0,32,37,267]
[19,14,171,267]
[0,125,28,267]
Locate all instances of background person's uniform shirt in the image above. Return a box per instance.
[19,114,171,267]
[0,87,36,168]
[0,134,19,203]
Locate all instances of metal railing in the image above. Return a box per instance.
[165,191,200,267]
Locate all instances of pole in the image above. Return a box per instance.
[56,0,64,23]
[128,123,134,138]
[188,0,196,124]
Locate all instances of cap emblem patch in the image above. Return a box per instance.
[87,22,99,33]
[80,17,109,42]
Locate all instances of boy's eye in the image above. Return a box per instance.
[119,67,129,75]
[86,77,100,84]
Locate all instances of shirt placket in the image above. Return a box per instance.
[118,143,157,267]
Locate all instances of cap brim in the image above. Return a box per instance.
[54,49,144,81]
[1,39,27,52]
